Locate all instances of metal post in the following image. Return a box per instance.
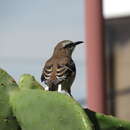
[86,0,107,113]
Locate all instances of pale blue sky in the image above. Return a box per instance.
[0,0,85,59]
[0,0,86,105]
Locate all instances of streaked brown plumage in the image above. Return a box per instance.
[41,40,83,96]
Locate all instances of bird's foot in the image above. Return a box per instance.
[57,84,62,92]
[44,86,49,91]
[58,84,71,96]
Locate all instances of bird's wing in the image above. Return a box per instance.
[41,65,52,82]
[56,60,76,81]
[65,60,76,74]
[41,71,45,82]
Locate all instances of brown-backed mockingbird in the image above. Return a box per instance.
[41,40,83,96]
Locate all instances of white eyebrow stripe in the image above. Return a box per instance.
[63,41,72,47]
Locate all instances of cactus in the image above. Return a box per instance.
[1,68,130,130]
[10,74,93,130]
[85,109,130,130]
[10,89,94,130]
[18,74,44,90]
[0,68,20,130]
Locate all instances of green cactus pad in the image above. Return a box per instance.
[85,109,130,130]
[10,90,93,130]
[18,74,44,90]
[2,68,130,130]
[0,68,20,130]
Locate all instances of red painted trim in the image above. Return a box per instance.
[85,0,107,114]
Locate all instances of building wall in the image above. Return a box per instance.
[115,43,130,120]
[106,17,130,120]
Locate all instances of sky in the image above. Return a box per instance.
[0,0,85,59]
[0,0,86,105]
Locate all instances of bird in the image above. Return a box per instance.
[41,40,83,96]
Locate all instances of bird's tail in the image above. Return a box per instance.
[48,80,59,91]
[49,85,57,91]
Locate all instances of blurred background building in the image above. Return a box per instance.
[105,17,130,120]
[104,0,130,120]
[0,0,130,120]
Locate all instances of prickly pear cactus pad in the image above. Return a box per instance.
[85,109,130,130]
[0,68,20,130]
[18,74,44,90]
[10,90,93,130]
[96,112,130,130]
[2,68,130,130]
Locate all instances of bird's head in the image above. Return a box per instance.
[53,40,83,57]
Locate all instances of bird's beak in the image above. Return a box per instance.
[63,41,83,48]
[73,41,84,46]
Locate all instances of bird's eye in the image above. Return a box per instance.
[70,47,74,50]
